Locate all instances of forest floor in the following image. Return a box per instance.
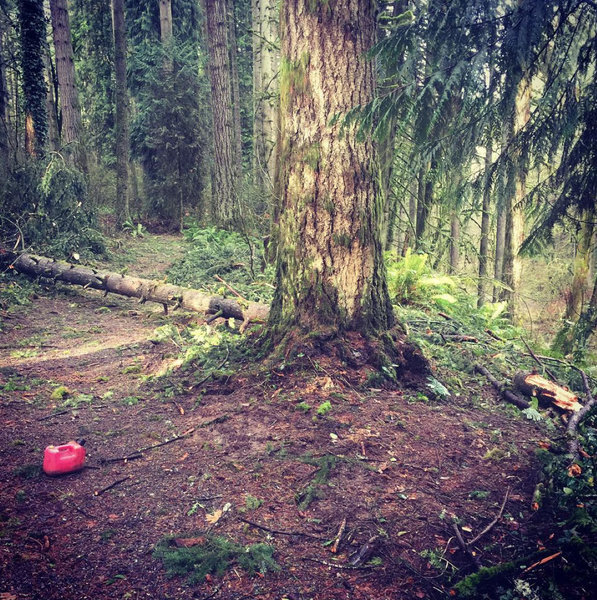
[0,234,582,600]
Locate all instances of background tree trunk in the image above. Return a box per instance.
[0,21,8,177]
[252,0,279,194]
[478,140,493,307]
[18,0,48,157]
[49,0,86,171]
[202,0,241,229]
[111,0,130,226]
[269,0,393,337]
[43,49,60,152]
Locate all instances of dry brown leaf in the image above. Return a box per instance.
[205,509,223,525]
[568,463,582,477]
[177,452,190,462]
[0,593,17,600]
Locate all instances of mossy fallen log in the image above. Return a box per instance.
[11,253,270,325]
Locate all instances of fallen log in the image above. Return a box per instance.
[11,253,269,325]
[474,364,530,410]
[513,372,582,412]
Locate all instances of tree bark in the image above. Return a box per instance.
[202,0,241,229]
[478,140,493,307]
[501,67,531,318]
[449,212,460,274]
[18,0,48,157]
[43,45,60,152]
[252,0,279,193]
[269,0,393,337]
[111,0,130,226]
[0,20,10,176]
[564,207,595,320]
[49,0,86,171]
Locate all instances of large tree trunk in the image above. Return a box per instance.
[49,0,86,171]
[252,0,279,194]
[111,0,130,226]
[202,0,241,229]
[18,0,48,157]
[269,0,393,337]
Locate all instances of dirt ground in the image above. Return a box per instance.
[0,236,561,599]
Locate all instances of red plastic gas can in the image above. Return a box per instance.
[43,441,86,475]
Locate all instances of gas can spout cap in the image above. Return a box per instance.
[76,439,86,446]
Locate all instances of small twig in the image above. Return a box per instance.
[239,517,326,540]
[100,427,197,463]
[474,364,530,409]
[38,409,71,421]
[94,476,130,497]
[484,329,503,341]
[199,584,222,600]
[172,400,185,415]
[70,502,94,518]
[469,488,510,546]
[302,557,376,570]
[452,523,481,570]
[213,274,248,302]
[331,517,347,553]
[205,310,223,324]
[520,337,559,382]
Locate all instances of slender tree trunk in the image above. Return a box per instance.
[415,162,433,250]
[269,0,393,337]
[43,49,60,152]
[159,0,173,74]
[228,0,242,182]
[449,212,460,274]
[493,198,506,302]
[0,22,11,176]
[564,208,595,319]
[18,0,48,157]
[202,0,240,229]
[49,0,86,171]
[252,0,279,193]
[111,0,130,226]
[501,69,531,317]
[478,140,493,307]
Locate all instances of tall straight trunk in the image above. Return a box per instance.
[564,207,595,319]
[159,0,173,74]
[448,212,460,274]
[402,179,418,254]
[493,198,506,302]
[415,162,433,250]
[49,0,86,170]
[270,0,393,336]
[43,49,60,152]
[227,0,242,178]
[478,140,493,307]
[202,0,240,229]
[0,22,10,176]
[111,0,130,226]
[18,0,48,157]
[252,0,279,192]
[501,69,531,318]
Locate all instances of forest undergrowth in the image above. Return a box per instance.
[1,229,596,600]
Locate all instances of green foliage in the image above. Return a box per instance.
[167,226,274,303]
[154,535,279,583]
[295,454,337,510]
[316,400,332,416]
[130,36,210,228]
[0,156,105,258]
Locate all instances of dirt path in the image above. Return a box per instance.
[0,235,550,599]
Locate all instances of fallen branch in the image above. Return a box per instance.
[566,367,597,460]
[474,365,530,409]
[239,517,325,540]
[469,488,510,546]
[302,557,376,570]
[513,372,581,412]
[520,337,559,383]
[452,522,481,570]
[94,476,130,496]
[11,253,269,324]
